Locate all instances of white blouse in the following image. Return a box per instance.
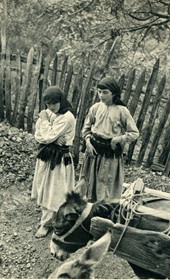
[34,109,76,146]
[82,102,139,144]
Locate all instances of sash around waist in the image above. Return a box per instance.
[37,143,72,170]
[82,134,122,159]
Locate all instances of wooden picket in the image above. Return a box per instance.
[5,48,11,123]
[11,51,21,126]
[27,49,42,133]
[71,66,84,116]
[18,47,34,129]
[128,69,146,117]
[51,54,58,86]
[159,125,170,165]
[122,69,136,106]
[0,50,5,121]
[59,54,68,90]
[73,62,96,166]
[40,47,55,110]
[63,64,73,98]
[146,96,170,167]
[164,151,170,177]
[137,75,166,165]
[127,59,160,163]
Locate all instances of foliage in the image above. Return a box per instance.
[0,0,170,75]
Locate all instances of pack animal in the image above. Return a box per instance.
[50,191,114,261]
[49,230,112,279]
[50,191,169,279]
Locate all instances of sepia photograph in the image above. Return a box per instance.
[0,0,170,279]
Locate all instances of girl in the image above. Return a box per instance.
[78,76,139,203]
[32,86,76,238]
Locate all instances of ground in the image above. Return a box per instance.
[0,122,170,279]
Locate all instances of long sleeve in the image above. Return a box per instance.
[34,111,75,145]
[120,107,139,143]
[82,104,99,140]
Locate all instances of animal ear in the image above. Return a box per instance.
[79,230,112,266]
[63,206,79,221]
[75,176,89,198]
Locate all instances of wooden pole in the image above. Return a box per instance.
[59,54,68,90]
[18,47,34,129]
[128,69,146,117]
[51,53,58,86]
[27,49,42,133]
[137,75,166,165]
[0,0,7,120]
[71,66,84,116]
[5,48,11,123]
[164,150,170,177]
[146,96,170,167]
[127,59,160,163]
[122,69,135,106]
[73,63,96,166]
[90,217,170,278]
[63,64,73,98]
[11,51,21,126]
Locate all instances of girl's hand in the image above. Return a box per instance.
[55,136,66,146]
[111,136,121,150]
[39,110,49,121]
[86,138,97,158]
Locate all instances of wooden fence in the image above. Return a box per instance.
[0,46,170,176]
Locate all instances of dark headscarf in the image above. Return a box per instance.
[43,86,74,115]
[97,76,126,106]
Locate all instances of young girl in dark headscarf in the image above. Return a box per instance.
[31,86,76,238]
[77,76,139,203]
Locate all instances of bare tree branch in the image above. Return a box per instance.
[128,13,156,21]
[68,0,96,16]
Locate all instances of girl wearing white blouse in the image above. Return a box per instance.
[79,76,139,204]
[32,86,76,238]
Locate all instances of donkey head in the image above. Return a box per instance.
[49,230,112,279]
[52,191,87,236]
[50,191,89,260]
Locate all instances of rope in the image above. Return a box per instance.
[112,189,170,254]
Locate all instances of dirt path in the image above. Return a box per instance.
[0,186,136,279]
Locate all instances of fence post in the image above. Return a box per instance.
[128,69,146,117]
[64,64,73,98]
[164,150,170,177]
[0,0,7,121]
[145,96,170,167]
[73,63,96,166]
[159,125,170,165]
[122,69,136,106]
[51,53,58,86]
[18,47,34,129]
[40,48,55,110]
[71,66,84,116]
[137,74,166,165]
[27,49,42,133]
[0,54,5,120]
[59,54,68,90]
[11,51,21,126]
[4,47,11,124]
[118,74,125,94]
[127,59,160,163]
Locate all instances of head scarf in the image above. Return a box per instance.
[43,86,74,115]
[97,76,126,106]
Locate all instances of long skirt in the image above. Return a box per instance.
[31,154,75,212]
[79,152,124,203]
